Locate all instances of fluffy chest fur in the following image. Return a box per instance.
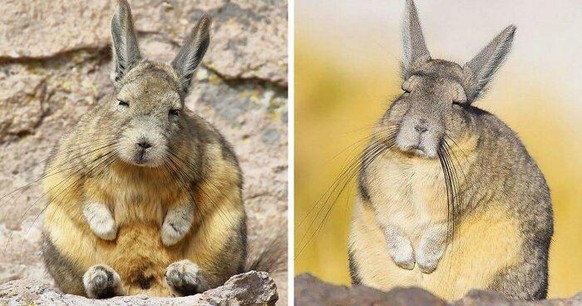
[365,152,449,243]
[84,162,189,227]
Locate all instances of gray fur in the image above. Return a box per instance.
[111,0,142,83]
[171,15,211,97]
[464,25,516,102]
[42,233,85,296]
[402,0,431,77]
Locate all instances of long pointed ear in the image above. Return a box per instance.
[172,15,211,96]
[111,0,142,83]
[463,25,516,102]
[402,0,430,77]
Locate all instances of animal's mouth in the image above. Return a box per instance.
[398,144,438,159]
[402,145,427,157]
[127,149,156,167]
[116,141,166,168]
[135,149,148,164]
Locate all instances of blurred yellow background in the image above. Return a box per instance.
[294,0,582,298]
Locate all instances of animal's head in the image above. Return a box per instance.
[385,0,515,158]
[104,0,210,167]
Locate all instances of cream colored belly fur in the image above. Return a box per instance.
[350,155,521,300]
[43,163,188,295]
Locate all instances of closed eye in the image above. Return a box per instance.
[118,100,129,107]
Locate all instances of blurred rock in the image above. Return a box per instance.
[294,274,582,306]
[0,0,287,304]
[0,271,278,305]
[0,71,47,141]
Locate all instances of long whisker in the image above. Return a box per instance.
[295,129,397,258]
[23,150,120,238]
[3,143,119,253]
[297,127,397,228]
[0,140,119,205]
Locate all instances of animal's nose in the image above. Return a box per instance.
[137,141,152,149]
[415,124,428,134]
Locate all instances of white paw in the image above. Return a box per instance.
[416,245,445,274]
[161,222,186,246]
[165,260,208,295]
[390,242,415,270]
[83,264,122,298]
[83,202,117,241]
[89,216,118,241]
[162,204,194,246]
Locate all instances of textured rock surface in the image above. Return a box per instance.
[0,271,278,305]
[295,274,582,306]
[0,0,287,305]
[1,0,287,85]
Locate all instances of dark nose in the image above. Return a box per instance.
[137,141,152,149]
[415,124,428,134]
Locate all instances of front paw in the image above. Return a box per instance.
[388,241,415,270]
[89,216,117,241]
[416,244,445,274]
[162,221,188,246]
[84,202,117,241]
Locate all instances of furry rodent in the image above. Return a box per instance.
[349,0,553,300]
[42,0,248,298]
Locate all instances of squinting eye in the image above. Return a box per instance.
[118,100,129,107]
[169,109,180,117]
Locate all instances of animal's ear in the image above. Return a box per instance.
[402,0,430,77]
[171,15,211,96]
[463,25,516,102]
[111,0,142,84]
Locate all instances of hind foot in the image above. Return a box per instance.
[83,264,124,298]
[165,260,208,296]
